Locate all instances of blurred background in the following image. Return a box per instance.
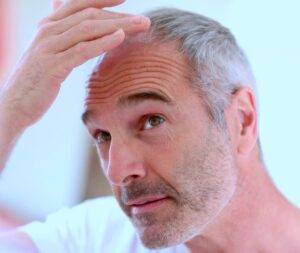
[0,0,299,230]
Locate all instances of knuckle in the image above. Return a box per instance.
[38,17,49,27]
[37,22,56,37]
[84,8,99,19]
[36,40,53,53]
[79,20,94,34]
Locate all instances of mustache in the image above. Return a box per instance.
[120,180,180,204]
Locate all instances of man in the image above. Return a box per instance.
[1,0,300,252]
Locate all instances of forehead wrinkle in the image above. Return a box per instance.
[86,84,173,105]
[87,90,173,109]
[91,53,189,76]
[89,72,178,91]
[88,76,177,97]
[89,65,190,91]
[87,63,185,100]
[89,54,192,86]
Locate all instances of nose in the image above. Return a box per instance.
[104,138,147,186]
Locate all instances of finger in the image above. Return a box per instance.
[58,29,125,70]
[52,0,62,11]
[48,0,126,22]
[50,16,150,53]
[39,8,133,37]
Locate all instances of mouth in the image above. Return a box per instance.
[126,196,171,215]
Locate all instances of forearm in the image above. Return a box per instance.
[0,105,25,171]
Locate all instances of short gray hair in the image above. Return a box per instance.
[123,8,263,157]
[127,8,257,127]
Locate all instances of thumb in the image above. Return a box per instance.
[51,0,62,11]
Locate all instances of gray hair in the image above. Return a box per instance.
[127,8,257,127]
[124,8,262,156]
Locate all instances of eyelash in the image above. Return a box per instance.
[140,114,165,131]
[93,114,165,144]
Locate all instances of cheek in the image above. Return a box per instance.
[143,127,181,170]
[177,131,237,211]
[96,147,106,170]
[140,129,192,194]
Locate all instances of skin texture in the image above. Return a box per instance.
[0,0,151,170]
[1,1,300,252]
[0,0,150,251]
[84,40,300,252]
[84,41,239,248]
[0,0,150,138]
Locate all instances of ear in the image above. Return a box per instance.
[226,87,258,156]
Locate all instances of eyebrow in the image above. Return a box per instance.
[117,90,174,107]
[82,91,174,125]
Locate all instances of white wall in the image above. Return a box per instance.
[227,1,300,206]
[0,0,299,222]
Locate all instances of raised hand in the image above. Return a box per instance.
[0,0,150,171]
[0,0,150,132]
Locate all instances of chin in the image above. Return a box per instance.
[136,220,201,249]
[139,230,178,249]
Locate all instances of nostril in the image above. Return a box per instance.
[123,174,140,186]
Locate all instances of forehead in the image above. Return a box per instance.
[94,40,191,78]
[84,41,194,119]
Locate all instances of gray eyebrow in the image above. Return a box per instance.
[81,91,174,125]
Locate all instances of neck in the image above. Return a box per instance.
[185,160,300,253]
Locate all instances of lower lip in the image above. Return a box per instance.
[131,198,170,215]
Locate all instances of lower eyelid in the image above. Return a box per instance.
[142,115,163,129]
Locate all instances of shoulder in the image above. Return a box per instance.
[17,197,190,253]
[78,195,121,214]
[61,196,121,219]
[79,196,139,250]
[73,196,133,233]
[18,196,137,252]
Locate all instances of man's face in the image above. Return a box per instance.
[83,42,238,248]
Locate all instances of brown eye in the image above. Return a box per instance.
[95,131,111,144]
[143,115,165,130]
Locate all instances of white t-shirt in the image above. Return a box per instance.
[19,196,190,253]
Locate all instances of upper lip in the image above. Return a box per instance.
[125,195,168,206]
